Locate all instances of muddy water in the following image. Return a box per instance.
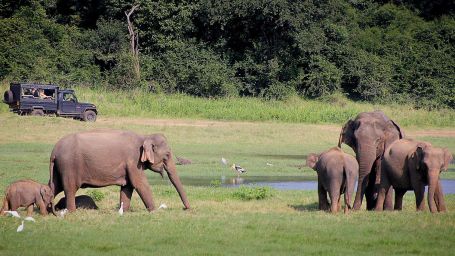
[149,176,455,195]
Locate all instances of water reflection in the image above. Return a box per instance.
[149,176,455,195]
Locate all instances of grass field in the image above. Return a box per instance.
[0,113,454,255]
[1,83,454,127]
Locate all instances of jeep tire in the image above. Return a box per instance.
[31,109,44,116]
[83,110,96,122]
[3,90,14,104]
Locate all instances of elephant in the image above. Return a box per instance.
[306,147,359,213]
[1,179,56,216]
[55,195,98,211]
[375,139,453,213]
[338,110,404,210]
[48,130,190,212]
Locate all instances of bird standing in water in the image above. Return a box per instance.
[231,164,247,178]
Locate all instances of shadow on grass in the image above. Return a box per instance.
[289,202,319,212]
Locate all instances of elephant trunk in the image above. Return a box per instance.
[164,153,190,210]
[434,180,446,212]
[353,145,377,210]
[427,171,439,213]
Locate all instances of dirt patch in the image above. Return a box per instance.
[407,130,455,138]
[97,117,455,137]
[98,117,241,127]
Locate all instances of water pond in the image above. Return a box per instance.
[150,176,455,195]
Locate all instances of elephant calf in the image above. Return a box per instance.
[1,179,56,216]
[306,147,359,213]
[376,139,453,213]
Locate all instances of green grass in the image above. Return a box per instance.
[0,105,454,254]
[1,83,454,127]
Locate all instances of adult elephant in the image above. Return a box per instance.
[48,130,190,212]
[376,139,452,212]
[338,111,404,210]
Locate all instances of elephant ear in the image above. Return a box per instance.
[411,143,427,173]
[442,148,453,172]
[338,119,355,149]
[141,139,155,164]
[306,153,319,170]
[388,120,405,139]
[40,186,51,202]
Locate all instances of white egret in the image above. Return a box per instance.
[59,209,68,218]
[24,216,36,222]
[4,211,20,218]
[118,202,124,216]
[16,221,24,232]
[158,203,168,210]
[221,157,228,165]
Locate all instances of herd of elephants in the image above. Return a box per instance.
[0,110,453,217]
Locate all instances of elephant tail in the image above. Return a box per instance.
[0,191,9,215]
[343,167,352,210]
[49,155,58,197]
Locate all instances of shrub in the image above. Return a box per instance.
[87,190,105,202]
[209,179,222,187]
[232,186,274,201]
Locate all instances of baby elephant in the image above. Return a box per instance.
[1,179,56,216]
[376,139,453,213]
[306,147,359,213]
[55,195,98,211]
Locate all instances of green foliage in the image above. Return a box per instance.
[209,179,222,187]
[87,190,105,202]
[143,43,241,97]
[0,0,454,108]
[232,186,274,200]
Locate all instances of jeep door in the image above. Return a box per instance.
[60,92,78,114]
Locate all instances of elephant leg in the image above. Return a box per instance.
[344,191,349,214]
[434,180,446,212]
[64,187,77,212]
[26,204,34,217]
[413,185,425,211]
[37,200,48,215]
[337,194,342,213]
[394,188,406,211]
[329,191,340,213]
[365,172,378,210]
[384,187,394,211]
[318,184,329,211]
[120,184,134,211]
[130,171,155,211]
[375,185,390,211]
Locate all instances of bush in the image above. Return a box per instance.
[232,186,274,201]
[87,190,105,202]
[143,43,241,97]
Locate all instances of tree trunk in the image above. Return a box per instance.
[125,5,140,81]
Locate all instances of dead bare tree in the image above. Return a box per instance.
[125,5,140,81]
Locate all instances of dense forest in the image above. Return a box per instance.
[1,0,454,108]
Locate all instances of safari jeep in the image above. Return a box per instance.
[3,83,98,122]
